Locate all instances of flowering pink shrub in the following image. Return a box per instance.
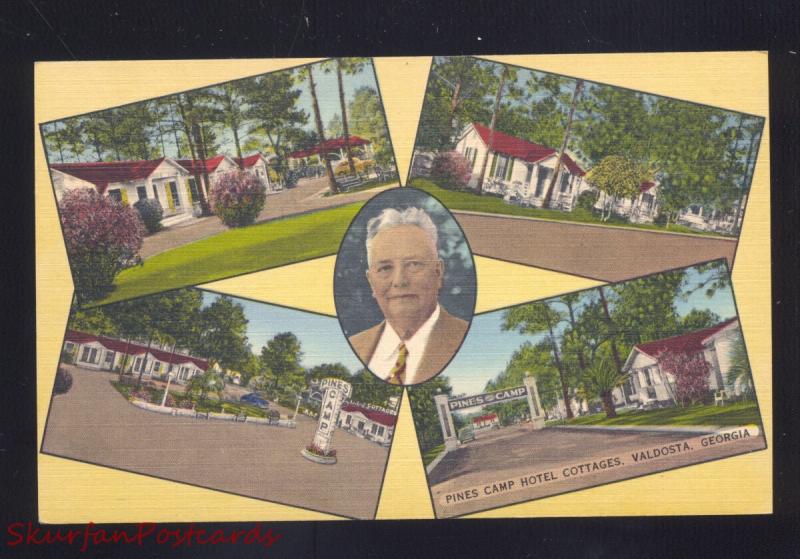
[162,394,176,407]
[209,170,267,228]
[59,188,145,303]
[177,398,194,409]
[658,350,710,406]
[431,151,472,190]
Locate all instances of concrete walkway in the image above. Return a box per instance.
[140,177,398,259]
[42,365,391,519]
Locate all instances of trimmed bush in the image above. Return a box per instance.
[430,151,472,190]
[59,189,145,303]
[53,367,73,395]
[209,170,267,228]
[133,198,164,233]
[576,190,599,212]
[334,157,375,177]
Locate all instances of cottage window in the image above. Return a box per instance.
[134,357,142,372]
[641,192,654,209]
[64,342,75,353]
[152,183,160,203]
[154,362,161,373]
[107,189,122,202]
[643,368,654,386]
[524,164,534,185]
[493,155,509,179]
[104,351,114,364]
[377,426,385,437]
[136,186,147,201]
[371,423,378,434]
[80,346,95,363]
[690,205,701,216]
[358,421,365,431]
[346,415,352,425]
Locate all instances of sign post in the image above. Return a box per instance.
[524,373,546,429]
[301,377,352,465]
[434,392,458,450]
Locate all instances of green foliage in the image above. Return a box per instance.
[587,155,647,220]
[576,190,599,212]
[133,198,164,234]
[725,331,754,398]
[680,308,722,331]
[193,295,250,370]
[580,357,627,408]
[261,332,305,393]
[67,307,118,336]
[350,369,402,409]
[209,170,267,228]
[407,375,453,453]
[348,86,393,165]
[186,370,226,405]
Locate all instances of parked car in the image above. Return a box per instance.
[240,393,270,409]
[458,425,475,443]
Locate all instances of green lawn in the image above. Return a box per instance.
[94,202,365,306]
[547,401,762,428]
[410,178,733,239]
[422,443,446,467]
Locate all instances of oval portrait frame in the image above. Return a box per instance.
[333,186,477,386]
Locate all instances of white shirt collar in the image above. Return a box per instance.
[367,304,441,385]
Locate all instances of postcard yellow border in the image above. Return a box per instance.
[36,53,771,522]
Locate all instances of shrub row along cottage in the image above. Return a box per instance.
[49,153,278,228]
[63,330,208,383]
[439,122,744,234]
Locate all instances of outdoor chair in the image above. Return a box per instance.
[714,390,729,406]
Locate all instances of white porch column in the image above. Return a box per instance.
[524,373,546,429]
[434,392,458,450]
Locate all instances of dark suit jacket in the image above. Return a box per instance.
[348,307,469,385]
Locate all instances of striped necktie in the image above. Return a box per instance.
[387,342,408,385]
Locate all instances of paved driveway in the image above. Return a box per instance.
[42,365,390,519]
[141,177,398,259]
[429,423,764,518]
[454,212,738,282]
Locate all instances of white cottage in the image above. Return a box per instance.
[454,122,590,210]
[337,402,397,446]
[611,318,743,408]
[50,158,198,226]
[594,180,661,224]
[676,194,746,235]
[63,330,209,383]
[235,153,280,193]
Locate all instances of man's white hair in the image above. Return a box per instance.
[366,207,439,266]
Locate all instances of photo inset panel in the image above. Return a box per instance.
[41,289,402,519]
[408,259,766,518]
[409,56,765,281]
[334,187,477,385]
[41,58,399,308]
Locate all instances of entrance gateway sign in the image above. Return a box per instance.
[301,377,352,465]
[434,374,546,451]
[448,386,529,411]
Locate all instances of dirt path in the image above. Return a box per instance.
[42,365,390,519]
[454,212,738,282]
[140,177,397,259]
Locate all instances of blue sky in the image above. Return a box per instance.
[440,264,737,397]
[200,291,363,373]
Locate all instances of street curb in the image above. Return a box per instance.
[426,449,450,474]
[549,424,721,435]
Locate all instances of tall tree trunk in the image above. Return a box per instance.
[307,66,339,194]
[450,78,462,115]
[119,337,132,381]
[601,391,617,418]
[598,286,626,404]
[136,335,154,388]
[232,125,244,169]
[542,79,584,209]
[475,67,508,195]
[175,97,211,215]
[336,60,357,177]
[565,300,588,376]
[192,124,214,215]
[546,315,573,419]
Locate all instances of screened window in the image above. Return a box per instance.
[107,189,122,202]
[559,172,571,193]
[188,178,200,201]
[169,181,181,207]
[534,168,551,197]
[494,155,510,179]
[136,185,147,200]
[524,164,534,184]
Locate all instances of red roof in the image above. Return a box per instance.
[341,403,397,427]
[50,158,169,189]
[64,330,209,370]
[640,181,656,193]
[174,155,228,175]
[471,122,586,176]
[472,413,498,424]
[634,318,738,358]
[287,135,370,159]
[234,154,263,168]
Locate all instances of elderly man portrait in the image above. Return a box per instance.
[348,207,469,385]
